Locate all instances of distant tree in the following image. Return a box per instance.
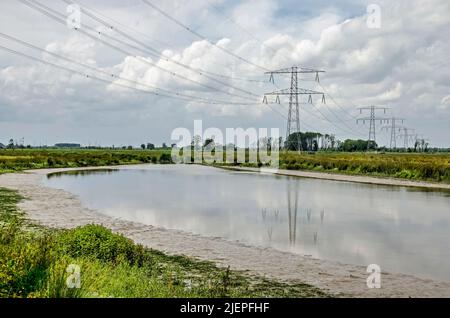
[162,143,168,149]
[146,143,155,150]
[285,132,322,151]
[141,144,146,150]
[191,135,202,150]
[312,139,318,152]
[127,146,133,150]
[340,139,375,152]
[203,138,214,148]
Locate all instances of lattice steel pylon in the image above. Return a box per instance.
[381,117,405,149]
[356,106,390,149]
[263,66,325,151]
[287,69,300,152]
[398,127,415,150]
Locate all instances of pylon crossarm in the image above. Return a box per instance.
[265,67,325,74]
[265,88,324,95]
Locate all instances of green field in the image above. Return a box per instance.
[278,152,450,183]
[0,187,327,298]
[219,151,450,183]
[1,149,449,183]
[0,149,173,173]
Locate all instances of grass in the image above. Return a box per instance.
[0,187,328,298]
[278,152,450,183]
[1,149,449,183]
[215,151,450,183]
[0,149,173,174]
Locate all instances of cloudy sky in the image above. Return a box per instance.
[0,0,449,147]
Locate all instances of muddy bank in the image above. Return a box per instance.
[219,166,450,190]
[1,166,450,298]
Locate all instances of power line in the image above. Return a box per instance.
[0,32,259,106]
[141,0,270,72]
[61,0,268,88]
[397,127,416,150]
[204,0,279,56]
[19,0,259,102]
[356,106,390,149]
[74,0,178,50]
[263,66,326,151]
[309,101,364,137]
[76,0,258,77]
[380,117,405,149]
[0,44,262,107]
[264,71,364,138]
[318,82,360,120]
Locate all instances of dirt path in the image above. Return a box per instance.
[1,166,450,298]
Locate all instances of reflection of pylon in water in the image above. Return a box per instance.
[287,180,299,245]
[307,208,312,223]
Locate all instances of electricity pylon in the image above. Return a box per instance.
[263,66,325,151]
[380,117,405,149]
[397,127,415,150]
[356,106,389,149]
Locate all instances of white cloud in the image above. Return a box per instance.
[0,0,449,146]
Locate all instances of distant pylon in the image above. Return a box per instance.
[398,127,415,150]
[264,66,325,151]
[381,117,405,149]
[356,106,389,149]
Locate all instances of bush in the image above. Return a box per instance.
[159,153,173,164]
[55,225,149,266]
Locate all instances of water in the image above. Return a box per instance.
[43,165,450,282]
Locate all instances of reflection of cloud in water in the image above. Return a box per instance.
[44,165,450,282]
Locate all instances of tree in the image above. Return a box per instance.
[203,138,214,149]
[146,143,155,150]
[312,139,318,152]
[285,132,322,151]
[191,135,202,151]
[141,144,146,150]
[340,139,375,152]
[162,143,168,149]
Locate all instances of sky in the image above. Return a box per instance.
[0,0,449,148]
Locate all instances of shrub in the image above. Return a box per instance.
[55,225,149,266]
[159,153,173,164]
